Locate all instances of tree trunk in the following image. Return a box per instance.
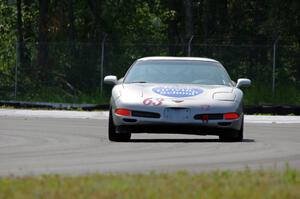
[218,0,228,38]
[166,0,178,56]
[22,0,33,72]
[183,0,193,55]
[68,0,75,42]
[16,0,24,69]
[88,0,102,42]
[37,0,49,80]
[184,0,193,39]
[203,0,216,42]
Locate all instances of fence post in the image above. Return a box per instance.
[272,38,279,96]
[100,34,107,95]
[187,35,194,57]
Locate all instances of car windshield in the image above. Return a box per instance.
[124,60,232,86]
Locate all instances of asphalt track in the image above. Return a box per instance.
[0,110,300,176]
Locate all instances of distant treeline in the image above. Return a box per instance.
[0,0,299,104]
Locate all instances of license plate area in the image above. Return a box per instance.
[164,108,191,121]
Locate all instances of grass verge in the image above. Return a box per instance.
[244,83,300,105]
[0,168,299,199]
[16,88,111,104]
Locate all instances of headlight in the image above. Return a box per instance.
[213,92,236,101]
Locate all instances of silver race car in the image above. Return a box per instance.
[104,57,251,142]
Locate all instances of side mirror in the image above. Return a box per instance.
[236,78,251,88]
[104,75,117,85]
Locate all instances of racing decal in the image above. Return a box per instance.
[152,87,203,98]
[143,98,164,106]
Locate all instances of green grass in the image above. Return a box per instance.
[0,168,299,199]
[244,83,300,105]
[14,87,110,104]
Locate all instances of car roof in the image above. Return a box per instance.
[137,56,219,63]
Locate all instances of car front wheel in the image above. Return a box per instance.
[219,119,244,142]
[108,109,131,142]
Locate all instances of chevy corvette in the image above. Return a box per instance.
[104,57,251,142]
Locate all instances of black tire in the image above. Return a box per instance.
[219,119,244,142]
[108,109,131,142]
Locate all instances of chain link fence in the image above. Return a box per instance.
[1,42,299,105]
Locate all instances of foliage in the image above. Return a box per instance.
[0,168,300,199]
[0,2,16,96]
[0,0,299,104]
[0,2,16,67]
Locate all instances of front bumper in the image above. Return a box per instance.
[113,110,243,134]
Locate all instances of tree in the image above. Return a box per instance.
[68,0,75,41]
[16,0,24,68]
[37,0,49,80]
[183,0,193,55]
[88,0,103,42]
[165,0,180,55]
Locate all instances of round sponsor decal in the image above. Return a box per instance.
[152,87,203,98]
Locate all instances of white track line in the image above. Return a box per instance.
[245,115,300,124]
[0,109,108,119]
[0,109,299,123]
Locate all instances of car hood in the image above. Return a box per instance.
[115,83,236,105]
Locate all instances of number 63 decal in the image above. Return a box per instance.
[143,98,164,106]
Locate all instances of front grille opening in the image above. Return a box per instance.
[168,107,188,110]
[218,122,232,126]
[194,114,223,120]
[123,118,137,123]
[132,110,160,118]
